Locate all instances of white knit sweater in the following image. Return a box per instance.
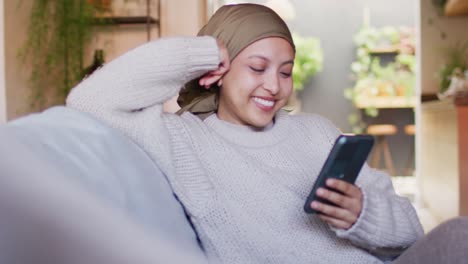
[67,36,424,263]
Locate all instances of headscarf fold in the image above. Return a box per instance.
[177,3,295,119]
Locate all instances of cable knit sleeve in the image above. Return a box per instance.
[335,165,424,251]
[310,115,424,255]
[66,36,220,174]
[67,36,219,113]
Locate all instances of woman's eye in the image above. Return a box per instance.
[280,72,292,77]
[250,67,265,73]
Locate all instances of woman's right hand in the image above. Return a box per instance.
[199,39,230,89]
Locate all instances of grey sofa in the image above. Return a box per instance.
[0,107,208,263]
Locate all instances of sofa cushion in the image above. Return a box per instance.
[2,106,205,257]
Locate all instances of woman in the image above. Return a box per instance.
[67,4,423,263]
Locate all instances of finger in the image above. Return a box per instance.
[326,179,361,198]
[200,74,222,88]
[316,188,352,209]
[310,201,356,224]
[211,61,229,76]
[207,76,220,87]
[318,214,353,230]
[316,188,362,216]
[198,78,211,89]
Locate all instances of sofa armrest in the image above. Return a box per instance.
[0,107,208,263]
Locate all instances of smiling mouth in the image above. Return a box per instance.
[253,97,275,110]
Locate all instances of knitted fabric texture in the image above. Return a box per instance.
[67,36,424,264]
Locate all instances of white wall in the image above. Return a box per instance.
[0,0,6,123]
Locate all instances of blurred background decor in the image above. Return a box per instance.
[87,0,112,12]
[253,0,323,114]
[292,33,323,92]
[284,33,323,113]
[437,41,468,98]
[285,34,323,114]
[18,0,99,109]
[432,0,468,16]
[344,26,416,133]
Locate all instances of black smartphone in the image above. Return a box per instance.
[304,134,374,214]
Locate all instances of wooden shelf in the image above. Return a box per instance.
[421,93,439,102]
[93,16,159,25]
[369,46,399,54]
[444,0,468,16]
[355,96,417,109]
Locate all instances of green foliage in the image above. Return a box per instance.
[353,26,400,51]
[18,0,97,109]
[292,34,323,91]
[437,42,468,93]
[347,112,366,134]
[431,0,448,14]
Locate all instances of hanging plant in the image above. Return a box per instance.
[18,0,99,109]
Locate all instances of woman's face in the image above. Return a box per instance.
[217,37,294,128]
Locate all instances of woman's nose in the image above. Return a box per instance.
[263,75,280,95]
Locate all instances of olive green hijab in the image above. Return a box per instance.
[176,3,295,119]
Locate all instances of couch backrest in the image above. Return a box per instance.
[1,106,206,260]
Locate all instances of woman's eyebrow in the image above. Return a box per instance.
[248,55,294,65]
[248,55,269,61]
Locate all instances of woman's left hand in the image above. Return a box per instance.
[310,179,363,230]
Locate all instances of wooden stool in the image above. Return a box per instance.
[404,124,415,135]
[404,124,415,175]
[367,124,398,176]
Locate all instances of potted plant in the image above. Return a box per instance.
[437,41,468,95]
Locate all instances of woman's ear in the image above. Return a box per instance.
[217,78,223,87]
